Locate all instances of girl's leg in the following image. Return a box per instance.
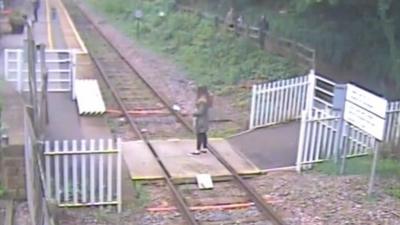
[203,133,208,149]
[191,133,201,155]
[200,133,208,153]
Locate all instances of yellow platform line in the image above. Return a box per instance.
[55,0,88,53]
[46,0,54,49]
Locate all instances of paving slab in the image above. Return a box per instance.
[122,139,260,181]
[210,139,261,175]
[229,121,301,170]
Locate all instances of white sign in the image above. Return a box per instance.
[344,101,386,140]
[346,84,387,118]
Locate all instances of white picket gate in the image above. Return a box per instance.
[44,139,122,212]
[4,49,76,94]
[296,108,377,171]
[249,70,335,129]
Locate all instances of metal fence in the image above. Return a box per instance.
[4,49,76,94]
[384,101,400,143]
[296,108,380,171]
[24,108,55,225]
[249,75,310,128]
[44,138,122,212]
[249,71,335,129]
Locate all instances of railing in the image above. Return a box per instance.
[249,75,310,128]
[24,108,55,225]
[249,70,334,129]
[44,138,122,212]
[4,49,76,94]
[384,101,400,143]
[296,108,376,171]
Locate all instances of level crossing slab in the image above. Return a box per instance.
[122,139,261,181]
[122,141,164,180]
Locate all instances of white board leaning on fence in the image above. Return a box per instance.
[343,84,387,141]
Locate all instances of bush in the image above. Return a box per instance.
[9,10,24,26]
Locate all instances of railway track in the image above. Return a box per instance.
[63,0,285,224]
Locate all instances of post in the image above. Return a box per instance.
[16,50,23,92]
[71,50,77,100]
[305,69,316,114]
[249,85,257,129]
[368,141,380,196]
[39,44,49,130]
[116,138,122,213]
[339,124,351,175]
[296,110,308,172]
[26,22,39,132]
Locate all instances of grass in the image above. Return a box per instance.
[86,0,303,91]
[314,156,400,199]
[132,181,150,210]
[0,184,6,198]
[314,156,400,178]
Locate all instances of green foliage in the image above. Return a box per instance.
[314,156,400,178]
[133,181,149,209]
[386,186,400,199]
[180,0,400,97]
[87,0,302,89]
[9,9,25,26]
[0,184,6,198]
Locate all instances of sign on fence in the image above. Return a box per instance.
[334,84,388,141]
[249,70,399,171]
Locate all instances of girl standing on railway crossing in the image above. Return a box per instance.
[191,86,212,155]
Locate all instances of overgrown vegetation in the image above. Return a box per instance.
[182,0,400,97]
[87,0,302,90]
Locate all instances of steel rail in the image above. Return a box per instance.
[64,2,199,224]
[70,1,285,224]
[90,50,199,225]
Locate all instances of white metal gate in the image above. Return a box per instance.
[249,70,335,129]
[249,71,400,171]
[4,49,76,93]
[296,108,377,171]
[384,101,400,142]
[44,139,122,212]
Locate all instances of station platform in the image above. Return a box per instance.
[122,139,261,182]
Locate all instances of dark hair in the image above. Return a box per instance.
[196,86,212,107]
[196,86,208,99]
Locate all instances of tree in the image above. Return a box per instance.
[287,0,400,84]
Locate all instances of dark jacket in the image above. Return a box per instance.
[193,97,209,133]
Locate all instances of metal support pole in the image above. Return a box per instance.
[340,124,351,175]
[26,22,39,132]
[368,141,380,196]
[39,44,49,133]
